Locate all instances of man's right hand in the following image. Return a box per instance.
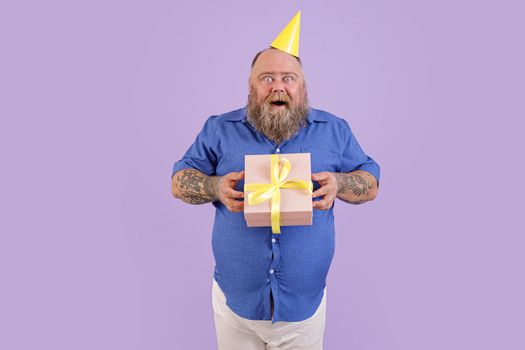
[171,168,245,211]
[215,170,245,212]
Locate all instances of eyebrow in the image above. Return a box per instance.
[258,72,299,77]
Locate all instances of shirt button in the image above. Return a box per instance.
[269,269,274,274]
[271,238,276,243]
[276,148,280,153]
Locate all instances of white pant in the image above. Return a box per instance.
[212,279,327,350]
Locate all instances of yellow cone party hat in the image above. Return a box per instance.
[270,11,301,57]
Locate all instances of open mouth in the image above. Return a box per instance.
[271,100,287,107]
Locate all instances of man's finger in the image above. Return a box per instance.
[224,186,244,199]
[313,199,328,210]
[229,200,244,210]
[312,186,330,198]
[313,183,338,198]
[313,197,334,210]
[312,172,334,186]
[227,170,245,181]
[311,172,325,181]
[225,198,244,212]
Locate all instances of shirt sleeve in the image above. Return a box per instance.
[340,120,381,185]
[172,116,218,177]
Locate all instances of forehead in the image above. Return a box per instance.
[250,49,303,77]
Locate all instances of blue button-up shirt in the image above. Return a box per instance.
[172,107,380,323]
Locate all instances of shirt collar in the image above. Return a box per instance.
[306,108,329,123]
[224,107,328,124]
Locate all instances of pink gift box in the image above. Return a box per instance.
[244,153,313,228]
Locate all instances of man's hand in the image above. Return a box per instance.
[311,170,378,209]
[216,170,245,212]
[311,172,338,210]
[172,169,245,211]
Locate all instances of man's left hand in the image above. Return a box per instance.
[311,172,338,210]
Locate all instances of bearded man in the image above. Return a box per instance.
[171,48,380,349]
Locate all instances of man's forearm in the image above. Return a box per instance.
[171,169,220,204]
[334,170,378,204]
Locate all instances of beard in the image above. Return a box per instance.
[246,85,309,145]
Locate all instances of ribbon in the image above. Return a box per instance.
[244,154,313,234]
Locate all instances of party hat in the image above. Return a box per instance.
[270,11,301,57]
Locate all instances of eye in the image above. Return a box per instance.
[283,75,295,82]
[262,75,273,83]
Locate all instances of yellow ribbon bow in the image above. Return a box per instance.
[244,154,313,234]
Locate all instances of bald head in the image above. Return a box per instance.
[251,48,302,68]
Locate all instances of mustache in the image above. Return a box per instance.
[266,91,291,105]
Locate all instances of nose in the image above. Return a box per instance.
[271,80,285,93]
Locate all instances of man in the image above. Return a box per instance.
[171,12,380,350]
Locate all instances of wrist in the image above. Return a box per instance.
[333,172,343,195]
[204,176,221,201]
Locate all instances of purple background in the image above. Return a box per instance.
[2,1,524,349]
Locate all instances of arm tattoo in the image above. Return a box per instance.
[335,172,374,204]
[174,169,219,204]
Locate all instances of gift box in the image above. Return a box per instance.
[244,153,313,233]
